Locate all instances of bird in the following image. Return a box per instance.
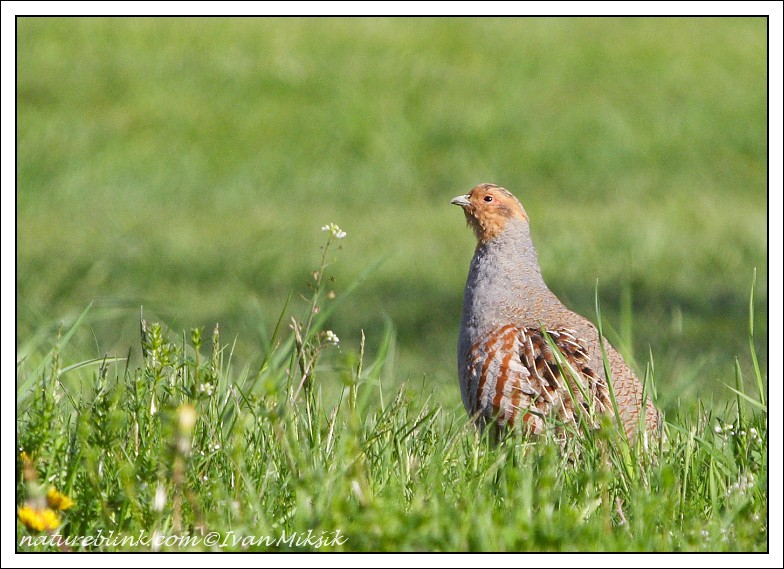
[451,183,660,443]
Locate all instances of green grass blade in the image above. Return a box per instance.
[748,268,765,407]
[16,302,94,407]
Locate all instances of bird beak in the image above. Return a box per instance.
[450,194,471,207]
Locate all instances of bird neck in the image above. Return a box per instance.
[472,219,546,289]
[461,218,556,335]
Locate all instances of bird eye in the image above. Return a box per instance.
[483,195,493,203]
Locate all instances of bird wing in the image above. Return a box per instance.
[465,324,611,434]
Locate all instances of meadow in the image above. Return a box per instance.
[15,17,768,552]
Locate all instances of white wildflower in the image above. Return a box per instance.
[321,223,346,239]
[324,330,340,346]
[726,472,755,498]
[351,479,366,505]
[198,382,215,397]
[153,483,167,512]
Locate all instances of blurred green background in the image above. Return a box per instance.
[16,17,767,413]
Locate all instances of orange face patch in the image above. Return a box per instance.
[454,184,528,244]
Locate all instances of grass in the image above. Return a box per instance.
[15,231,767,551]
[15,17,769,552]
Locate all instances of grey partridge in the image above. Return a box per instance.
[451,183,660,442]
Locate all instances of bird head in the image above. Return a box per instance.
[451,183,529,244]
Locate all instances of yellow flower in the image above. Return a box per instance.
[17,505,61,532]
[46,487,74,511]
